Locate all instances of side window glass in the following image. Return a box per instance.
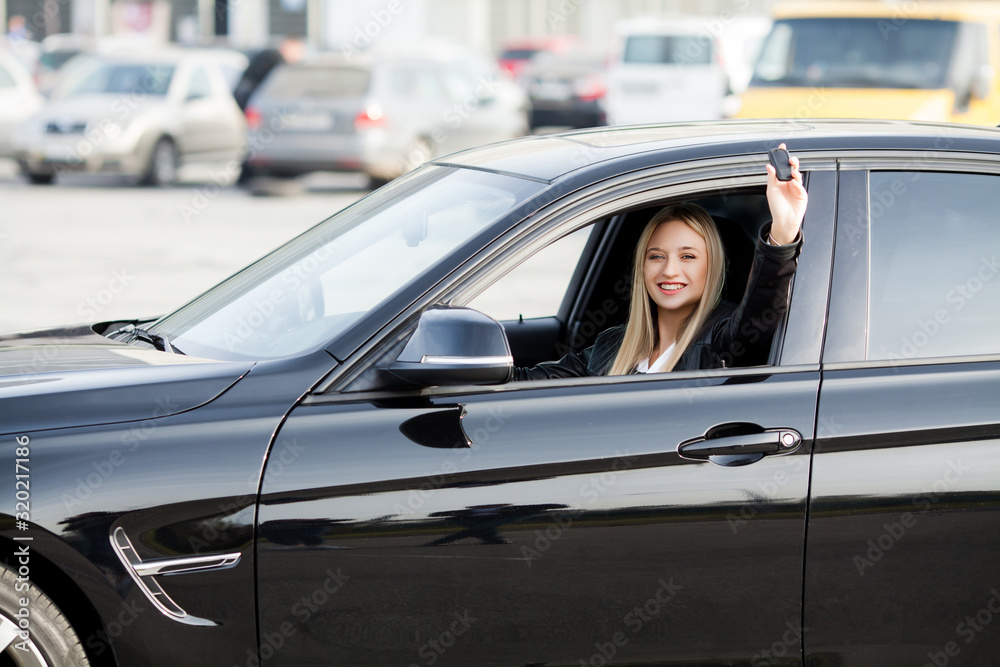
[467,226,593,322]
[868,171,1000,361]
[187,67,212,100]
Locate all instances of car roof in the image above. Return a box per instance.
[434,119,1000,183]
[772,0,1000,21]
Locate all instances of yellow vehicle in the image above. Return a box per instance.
[735,1,1000,125]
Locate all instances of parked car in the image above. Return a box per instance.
[5,119,1000,666]
[0,50,44,158]
[520,49,606,130]
[604,15,729,125]
[497,34,582,80]
[12,49,247,185]
[736,0,1000,125]
[242,41,530,187]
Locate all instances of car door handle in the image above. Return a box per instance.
[678,428,802,466]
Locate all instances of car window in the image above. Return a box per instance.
[752,18,958,89]
[63,62,175,96]
[187,66,212,99]
[264,65,369,99]
[868,171,1000,361]
[152,167,545,360]
[623,34,714,65]
[467,225,593,321]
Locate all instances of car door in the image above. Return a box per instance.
[256,165,837,665]
[178,64,239,159]
[806,162,1000,665]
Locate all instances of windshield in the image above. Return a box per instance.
[623,34,714,65]
[263,65,370,99]
[62,61,175,97]
[751,18,958,89]
[151,167,545,360]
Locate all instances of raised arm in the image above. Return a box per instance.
[765,143,808,246]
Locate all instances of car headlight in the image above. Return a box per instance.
[85,119,126,142]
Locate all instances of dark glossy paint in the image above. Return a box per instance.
[3,121,1000,666]
[1,351,337,665]
[260,370,818,665]
[0,325,252,434]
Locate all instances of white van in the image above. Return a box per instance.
[604,16,728,126]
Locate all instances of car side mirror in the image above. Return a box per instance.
[387,308,512,387]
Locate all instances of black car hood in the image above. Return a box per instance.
[0,324,254,435]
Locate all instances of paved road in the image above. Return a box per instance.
[0,159,369,334]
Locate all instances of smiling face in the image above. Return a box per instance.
[643,218,709,322]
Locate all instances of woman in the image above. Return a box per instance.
[513,144,807,380]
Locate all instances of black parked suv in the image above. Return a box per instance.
[3,119,1000,666]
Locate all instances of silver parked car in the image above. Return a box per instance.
[13,49,247,185]
[0,50,44,159]
[243,41,530,187]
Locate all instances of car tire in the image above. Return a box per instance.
[0,562,91,666]
[26,173,54,185]
[141,137,178,187]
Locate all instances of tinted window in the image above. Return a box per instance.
[623,35,713,65]
[753,18,958,88]
[868,171,1000,361]
[264,65,369,98]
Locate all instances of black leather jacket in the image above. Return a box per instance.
[512,225,802,381]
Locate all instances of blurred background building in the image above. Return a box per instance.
[2,0,776,52]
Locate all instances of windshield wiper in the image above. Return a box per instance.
[109,324,184,355]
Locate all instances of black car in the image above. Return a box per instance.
[3,119,1000,666]
[520,50,606,130]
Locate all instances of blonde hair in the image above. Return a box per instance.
[609,203,726,375]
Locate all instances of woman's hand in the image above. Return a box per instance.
[765,143,808,245]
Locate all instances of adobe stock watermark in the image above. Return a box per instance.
[409,610,476,667]
[520,450,636,566]
[853,458,969,576]
[392,408,507,519]
[237,566,350,667]
[547,0,585,29]
[751,619,808,667]
[394,76,502,177]
[179,110,292,224]
[60,396,181,511]
[882,253,999,363]
[188,438,306,553]
[75,268,134,320]
[579,577,683,667]
[340,0,406,60]
[876,0,925,40]
[922,588,1000,667]
[84,598,144,659]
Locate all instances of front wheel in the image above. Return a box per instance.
[26,173,54,185]
[0,562,90,666]
[141,137,178,186]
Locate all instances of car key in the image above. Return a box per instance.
[768,147,794,181]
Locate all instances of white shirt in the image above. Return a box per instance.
[636,343,676,374]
